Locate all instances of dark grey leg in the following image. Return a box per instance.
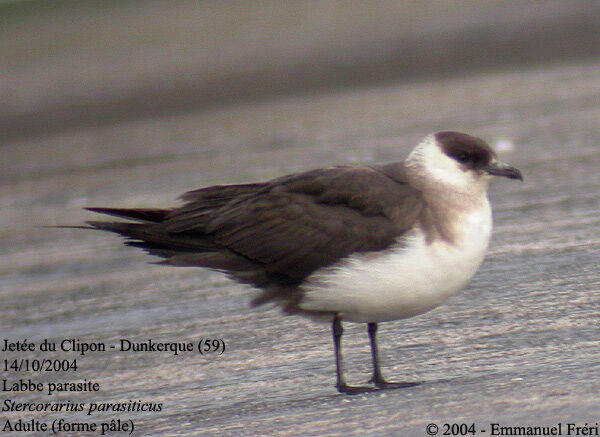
[332,315,346,388]
[368,322,385,384]
[368,322,420,389]
[332,315,375,394]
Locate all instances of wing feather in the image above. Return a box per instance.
[86,163,423,288]
[164,163,422,278]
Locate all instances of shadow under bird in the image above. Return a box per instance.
[83,131,522,394]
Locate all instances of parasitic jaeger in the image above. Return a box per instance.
[83,131,522,394]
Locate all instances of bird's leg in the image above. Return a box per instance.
[332,315,346,389]
[368,322,385,385]
[332,315,375,394]
[368,322,420,389]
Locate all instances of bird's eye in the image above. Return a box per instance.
[456,152,470,163]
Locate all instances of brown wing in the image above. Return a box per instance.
[86,163,422,289]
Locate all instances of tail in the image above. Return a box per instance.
[84,207,220,259]
[83,206,286,291]
[85,207,170,223]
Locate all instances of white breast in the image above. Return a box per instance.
[299,202,492,323]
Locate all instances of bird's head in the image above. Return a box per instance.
[406,131,522,195]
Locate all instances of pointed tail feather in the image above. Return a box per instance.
[85,207,170,223]
[86,220,220,256]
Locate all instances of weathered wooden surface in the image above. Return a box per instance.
[2,2,600,436]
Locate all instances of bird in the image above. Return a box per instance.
[83,131,522,394]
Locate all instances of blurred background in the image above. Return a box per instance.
[3,0,600,143]
[2,1,600,435]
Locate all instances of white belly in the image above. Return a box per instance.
[299,205,492,323]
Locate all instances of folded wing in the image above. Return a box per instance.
[87,164,422,292]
